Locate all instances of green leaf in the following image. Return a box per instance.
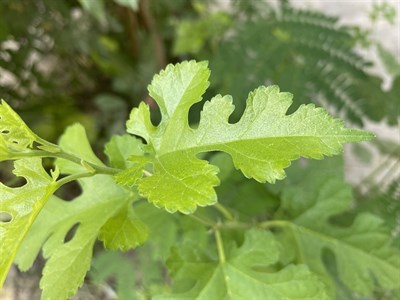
[134,201,179,260]
[99,203,148,251]
[90,251,136,300]
[157,229,330,299]
[56,123,105,174]
[125,61,373,214]
[277,158,400,296]
[105,134,150,187]
[377,44,400,77]
[104,134,145,169]
[0,99,36,151]
[0,99,59,158]
[15,175,140,300]
[0,158,58,286]
[15,128,147,300]
[208,6,394,125]
[138,153,219,214]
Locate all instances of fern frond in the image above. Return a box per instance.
[209,4,396,125]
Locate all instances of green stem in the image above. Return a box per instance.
[36,136,61,151]
[258,220,290,230]
[55,151,120,175]
[214,202,234,221]
[214,228,226,264]
[189,213,216,227]
[219,221,252,230]
[9,150,120,175]
[55,172,95,188]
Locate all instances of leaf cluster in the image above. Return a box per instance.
[1,61,396,300]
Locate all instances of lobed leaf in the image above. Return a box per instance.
[90,251,136,300]
[125,60,374,214]
[156,229,330,299]
[277,158,400,297]
[15,125,147,300]
[0,99,59,156]
[0,158,58,286]
[0,99,37,151]
[99,203,148,251]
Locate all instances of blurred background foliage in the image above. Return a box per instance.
[1,0,399,299]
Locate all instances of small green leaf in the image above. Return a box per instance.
[99,204,148,251]
[0,99,37,150]
[126,61,374,213]
[0,158,58,286]
[157,229,330,299]
[377,44,400,77]
[127,102,156,144]
[56,123,105,174]
[107,134,152,187]
[104,134,145,169]
[0,99,59,156]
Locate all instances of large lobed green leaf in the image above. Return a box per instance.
[0,158,58,286]
[0,100,59,285]
[14,125,147,300]
[277,158,400,297]
[123,60,373,214]
[156,229,329,299]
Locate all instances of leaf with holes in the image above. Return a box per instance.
[0,158,58,286]
[277,158,400,297]
[156,229,329,299]
[0,99,59,157]
[14,125,147,300]
[123,60,373,214]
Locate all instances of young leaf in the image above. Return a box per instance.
[104,134,145,169]
[277,158,400,296]
[0,158,58,286]
[0,99,59,155]
[105,134,150,187]
[125,61,373,214]
[99,203,148,251]
[156,229,329,299]
[0,99,38,151]
[55,123,105,174]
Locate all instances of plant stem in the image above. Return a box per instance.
[55,172,95,188]
[9,150,120,175]
[189,213,216,227]
[214,202,234,221]
[214,228,226,264]
[258,220,289,230]
[220,221,252,230]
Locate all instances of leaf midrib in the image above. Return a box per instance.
[159,134,355,156]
